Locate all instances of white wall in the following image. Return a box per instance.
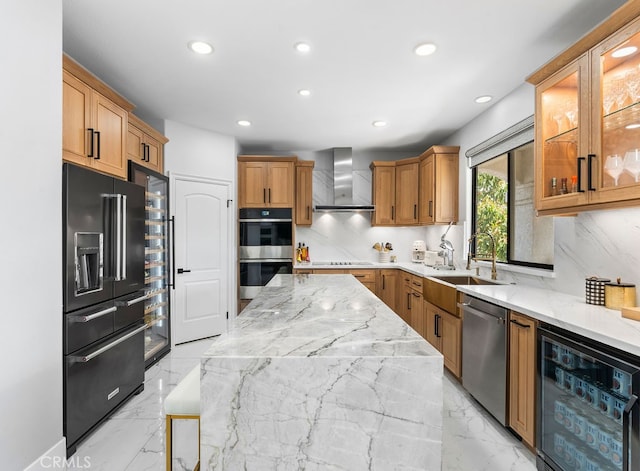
[164,120,238,181]
[0,0,65,469]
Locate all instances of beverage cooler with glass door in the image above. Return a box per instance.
[537,325,640,471]
[129,161,171,367]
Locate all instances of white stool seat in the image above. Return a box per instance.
[165,365,200,415]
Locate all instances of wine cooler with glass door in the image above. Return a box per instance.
[129,161,171,367]
[537,324,640,471]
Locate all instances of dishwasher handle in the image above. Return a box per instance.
[458,302,505,324]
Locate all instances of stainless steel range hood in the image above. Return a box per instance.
[314,148,375,212]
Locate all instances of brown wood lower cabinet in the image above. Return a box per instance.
[424,300,461,378]
[508,310,537,448]
[377,269,398,312]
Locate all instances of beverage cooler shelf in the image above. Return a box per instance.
[144,314,167,328]
[146,287,167,298]
[145,234,165,241]
[145,275,166,284]
[145,220,164,227]
[145,206,166,213]
[145,191,165,200]
[144,302,167,316]
[145,247,165,255]
[145,261,166,269]
[144,331,168,361]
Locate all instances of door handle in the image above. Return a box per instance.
[87,128,95,157]
[177,268,191,274]
[577,157,585,192]
[94,130,101,159]
[169,216,176,290]
[588,154,596,191]
[141,143,146,161]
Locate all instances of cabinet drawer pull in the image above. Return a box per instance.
[141,143,146,161]
[263,188,266,203]
[391,206,395,221]
[414,204,417,219]
[268,188,271,203]
[509,319,530,329]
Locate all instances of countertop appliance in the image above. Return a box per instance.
[129,161,171,368]
[239,208,293,300]
[63,163,146,456]
[460,293,508,425]
[412,240,426,263]
[537,324,640,471]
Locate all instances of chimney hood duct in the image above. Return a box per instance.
[314,147,375,212]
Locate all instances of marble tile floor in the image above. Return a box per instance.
[68,337,536,471]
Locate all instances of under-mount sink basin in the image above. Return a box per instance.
[429,275,500,286]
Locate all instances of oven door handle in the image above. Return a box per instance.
[240,259,293,263]
[239,218,293,223]
[68,324,146,363]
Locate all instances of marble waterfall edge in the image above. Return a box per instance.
[200,274,444,470]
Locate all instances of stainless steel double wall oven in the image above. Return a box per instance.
[239,208,293,300]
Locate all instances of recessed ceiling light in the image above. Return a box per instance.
[475,95,493,104]
[295,42,311,53]
[237,120,251,127]
[298,89,311,96]
[612,46,638,58]
[626,123,640,129]
[372,121,387,127]
[188,40,213,55]
[414,43,437,56]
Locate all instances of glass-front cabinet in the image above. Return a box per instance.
[129,162,171,367]
[533,15,640,215]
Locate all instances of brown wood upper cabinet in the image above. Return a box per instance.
[295,160,314,225]
[508,310,537,448]
[395,159,420,225]
[370,162,396,225]
[238,156,295,208]
[419,146,459,224]
[370,145,459,226]
[527,6,640,215]
[63,55,133,179]
[127,114,168,174]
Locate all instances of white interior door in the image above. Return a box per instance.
[171,175,231,344]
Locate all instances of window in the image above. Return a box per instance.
[472,140,554,269]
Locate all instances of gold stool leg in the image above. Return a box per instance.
[166,415,173,471]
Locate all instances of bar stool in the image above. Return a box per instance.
[164,364,200,471]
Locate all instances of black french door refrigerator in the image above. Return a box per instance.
[63,163,146,456]
[128,161,171,367]
[538,325,640,471]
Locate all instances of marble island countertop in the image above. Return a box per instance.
[200,274,444,470]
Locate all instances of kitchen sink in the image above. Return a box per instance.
[424,275,500,314]
[429,275,500,286]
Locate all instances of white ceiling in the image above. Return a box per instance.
[62,0,627,153]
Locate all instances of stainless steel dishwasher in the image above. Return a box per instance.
[459,293,508,425]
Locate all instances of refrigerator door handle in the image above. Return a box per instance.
[68,324,146,363]
[70,306,117,323]
[623,394,638,471]
[115,194,122,281]
[121,194,127,281]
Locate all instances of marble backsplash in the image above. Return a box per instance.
[297,166,640,298]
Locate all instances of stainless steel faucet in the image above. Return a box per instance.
[466,232,498,280]
[437,222,456,270]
